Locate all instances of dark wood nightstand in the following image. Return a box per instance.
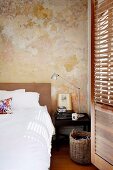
[54,112,90,149]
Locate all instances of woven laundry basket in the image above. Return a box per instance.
[69,129,91,165]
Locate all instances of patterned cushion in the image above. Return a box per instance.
[0,98,12,114]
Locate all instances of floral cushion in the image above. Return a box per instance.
[0,98,12,114]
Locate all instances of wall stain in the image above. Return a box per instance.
[33,3,52,20]
[24,19,36,28]
[64,55,78,72]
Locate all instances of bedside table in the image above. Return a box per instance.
[54,112,90,149]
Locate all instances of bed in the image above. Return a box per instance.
[0,83,54,170]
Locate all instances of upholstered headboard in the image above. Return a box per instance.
[0,83,52,116]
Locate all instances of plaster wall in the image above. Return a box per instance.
[0,0,88,112]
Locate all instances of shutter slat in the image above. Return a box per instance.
[95,60,113,63]
[95,67,113,70]
[95,82,113,85]
[95,89,113,95]
[95,77,113,81]
[95,50,113,55]
[95,46,113,51]
[95,41,110,46]
[95,64,113,67]
[95,98,113,106]
[95,59,113,63]
[95,16,113,25]
[95,55,113,59]
[95,73,113,77]
[95,46,109,50]
[95,87,113,92]
[95,35,113,41]
[95,26,113,34]
[95,95,113,100]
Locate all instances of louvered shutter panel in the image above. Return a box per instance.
[91,1,113,169]
[94,0,113,106]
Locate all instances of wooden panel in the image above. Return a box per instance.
[0,83,52,115]
[96,110,113,128]
[95,109,113,165]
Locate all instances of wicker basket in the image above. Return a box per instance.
[69,129,91,165]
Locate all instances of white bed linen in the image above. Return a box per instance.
[0,106,54,170]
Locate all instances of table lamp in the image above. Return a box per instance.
[51,73,81,113]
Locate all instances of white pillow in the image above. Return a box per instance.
[0,89,25,100]
[25,91,40,102]
[12,92,40,109]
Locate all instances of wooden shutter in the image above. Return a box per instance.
[91,0,113,170]
[94,0,113,107]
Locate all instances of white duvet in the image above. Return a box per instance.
[0,106,54,170]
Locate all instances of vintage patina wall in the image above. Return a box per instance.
[0,0,88,112]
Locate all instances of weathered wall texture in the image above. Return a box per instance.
[0,0,88,113]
